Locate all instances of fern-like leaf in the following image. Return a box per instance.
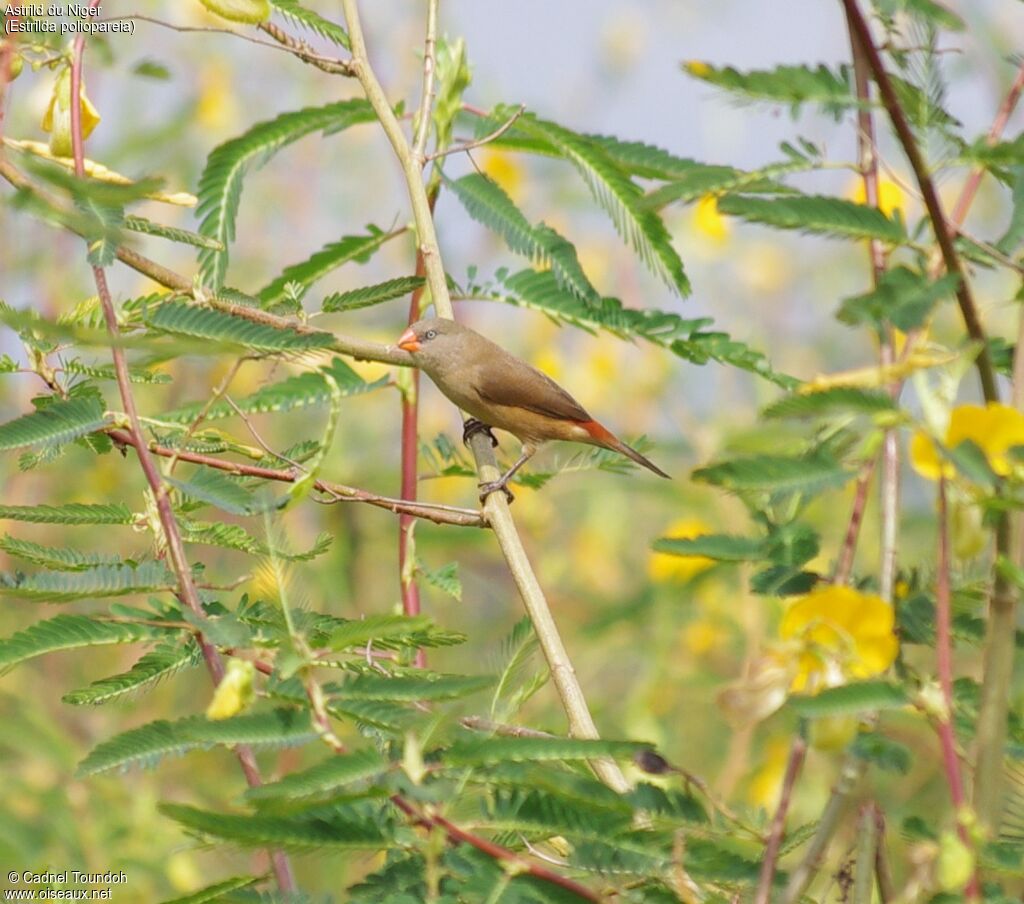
[322,276,426,312]
[257,228,398,308]
[158,802,389,849]
[0,561,177,602]
[246,748,388,806]
[0,614,161,672]
[0,396,108,451]
[762,387,899,419]
[694,451,853,494]
[448,173,600,305]
[157,875,261,904]
[512,114,690,296]
[446,736,648,765]
[180,520,331,561]
[146,300,334,352]
[166,469,257,516]
[0,502,134,525]
[333,673,493,703]
[716,193,907,243]
[196,100,374,288]
[123,215,224,250]
[63,640,200,705]
[0,535,124,570]
[268,0,350,47]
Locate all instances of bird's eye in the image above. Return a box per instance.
[424,329,437,340]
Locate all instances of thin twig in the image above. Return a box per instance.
[873,804,895,904]
[66,13,295,891]
[410,0,438,162]
[340,0,630,794]
[834,462,875,584]
[754,735,807,904]
[425,104,526,162]
[852,803,879,904]
[109,15,354,75]
[106,428,487,527]
[840,0,998,404]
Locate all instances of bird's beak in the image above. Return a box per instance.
[396,327,421,352]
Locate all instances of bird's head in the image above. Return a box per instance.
[395,318,466,370]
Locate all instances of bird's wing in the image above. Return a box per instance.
[473,357,592,422]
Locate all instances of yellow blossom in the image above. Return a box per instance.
[779,585,897,694]
[479,148,525,203]
[196,60,241,133]
[649,517,716,583]
[746,736,791,810]
[41,67,100,157]
[683,618,728,656]
[911,402,1024,480]
[851,176,906,220]
[692,194,730,244]
[683,60,712,79]
[205,658,255,720]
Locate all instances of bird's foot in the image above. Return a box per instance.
[478,478,515,505]
[463,417,499,448]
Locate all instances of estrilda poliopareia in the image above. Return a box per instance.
[396,317,670,501]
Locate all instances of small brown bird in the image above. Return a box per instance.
[396,317,670,500]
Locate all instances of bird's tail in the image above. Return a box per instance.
[579,420,671,479]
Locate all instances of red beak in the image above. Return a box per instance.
[396,327,420,352]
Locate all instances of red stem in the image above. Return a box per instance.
[68,19,295,893]
[834,463,875,585]
[754,736,807,904]
[935,479,979,899]
[389,794,601,901]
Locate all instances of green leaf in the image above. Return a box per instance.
[0,562,177,602]
[146,300,335,352]
[511,114,690,297]
[246,748,388,805]
[157,875,261,904]
[63,640,200,705]
[326,614,438,651]
[997,168,1024,255]
[331,673,493,703]
[693,451,853,494]
[852,730,912,774]
[161,357,385,424]
[493,268,795,388]
[446,736,648,765]
[420,561,461,601]
[763,387,899,419]
[196,99,374,289]
[123,215,225,250]
[77,709,317,775]
[322,276,426,313]
[0,535,124,570]
[0,614,160,672]
[837,267,958,331]
[489,617,544,723]
[268,0,350,48]
[166,469,257,516]
[158,803,388,849]
[257,228,398,309]
[787,681,908,717]
[683,61,854,117]
[448,173,600,305]
[717,193,907,243]
[0,396,108,452]
[0,502,134,525]
[61,359,172,384]
[652,533,764,561]
[180,520,331,561]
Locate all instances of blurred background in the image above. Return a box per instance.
[2,0,1023,897]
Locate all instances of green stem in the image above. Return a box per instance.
[852,803,879,904]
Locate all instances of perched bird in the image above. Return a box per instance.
[396,317,670,501]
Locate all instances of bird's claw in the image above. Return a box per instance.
[463,418,499,448]
[478,479,515,505]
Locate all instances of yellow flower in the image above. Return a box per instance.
[693,194,730,244]
[41,67,100,157]
[195,60,241,133]
[779,585,897,694]
[205,658,255,720]
[683,60,712,79]
[746,736,791,810]
[649,517,716,583]
[683,618,728,656]
[851,176,906,220]
[911,402,1024,480]
[479,148,525,204]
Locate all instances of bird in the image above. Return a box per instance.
[395,317,670,501]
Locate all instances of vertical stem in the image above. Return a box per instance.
[341,0,629,794]
[68,18,295,892]
[834,464,874,585]
[852,803,879,904]
[873,805,896,904]
[935,478,979,900]
[754,735,807,904]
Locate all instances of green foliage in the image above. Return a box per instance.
[762,386,900,419]
[0,561,178,602]
[0,614,161,671]
[0,535,125,570]
[246,748,388,806]
[445,736,649,765]
[448,173,600,304]
[257,228,398,309]
[652,533,765,561]
[716,193,907,243]
[146,300,335,353]
[683,61,855,116]
[158,875,261,904]
[196,100,374,288]
[837,267,959,331]
[123,215,225,251]
[0,502,135,524]
[0,396,108,452]
[787,681,908,717]
[267,0,350,48]
[63,640,200,706]
[322,275,426,312]
[693,450,854,494]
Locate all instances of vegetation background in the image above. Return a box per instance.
[1,0,1023,901]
